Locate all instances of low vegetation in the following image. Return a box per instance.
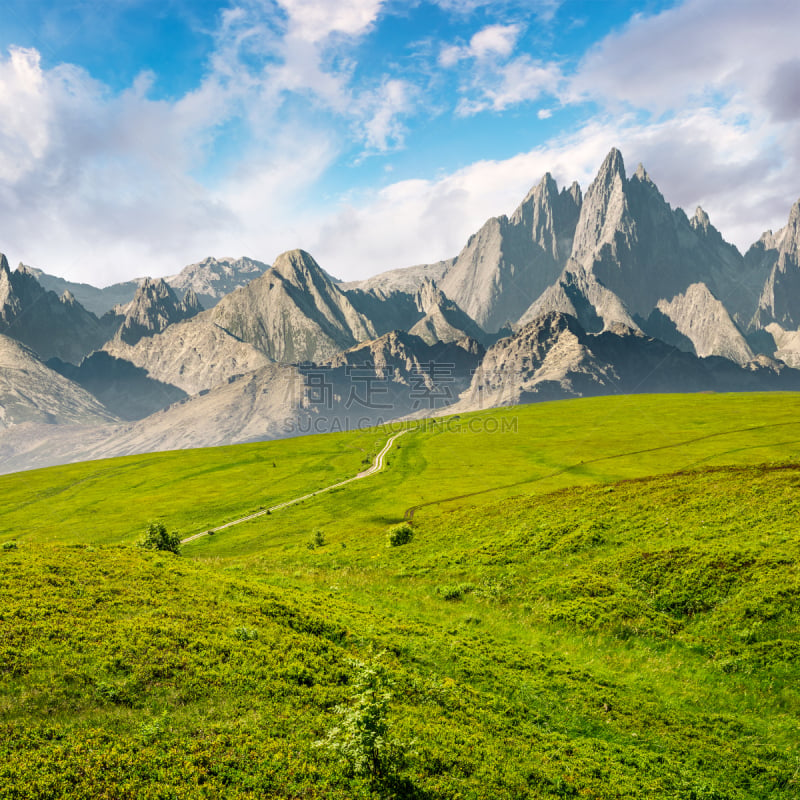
[1,394,799,797]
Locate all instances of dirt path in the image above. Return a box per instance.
[181,429,409,545]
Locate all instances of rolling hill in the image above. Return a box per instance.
[1,395,798,798]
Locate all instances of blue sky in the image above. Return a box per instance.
[1,0,798,284]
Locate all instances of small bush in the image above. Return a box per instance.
[386,523,413,547]
[2,541,18,551]
[308,529,326,549]
[436,583,475,601]
[233,626,259,641]
[138,522,181,554]
[316,658,413,787]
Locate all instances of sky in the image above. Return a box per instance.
[1,0,799,286]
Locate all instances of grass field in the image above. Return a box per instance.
[3,392,799,553]
[1,393,799,798]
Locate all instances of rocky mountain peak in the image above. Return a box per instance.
[61,290,77,305]
[413,278,446,315]
[116,276,201,346]
[692,206,711,230]
[565,180,582,207]
[596,147,627,185]
[569,148,632,271]
[167,256,270,309]
[182,287,203,315]
[689,206,727,249]
[0,253,9,274]
[271,249,331,290]
[784,198,800,256]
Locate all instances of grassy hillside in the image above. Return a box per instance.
[2,393,800,553]
[1,393,799,797]
[2,463,798,797]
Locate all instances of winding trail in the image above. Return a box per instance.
[181,429,409,545]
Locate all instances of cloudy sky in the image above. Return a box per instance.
[1,0,798,285]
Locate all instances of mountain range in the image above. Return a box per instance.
[2,147,800,473]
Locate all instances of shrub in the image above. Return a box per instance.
[386,523,413,547]
[138,522,181,554]
[316,658,412,787]
[2,541,17,551]
[436,583,475,601]
[308,529,326,549]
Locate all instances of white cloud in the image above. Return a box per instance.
[0,0,415,282]
[570,0,800,114]
[438,23,521,65]
[437,22,561,116]
[456,56,561,115]
[469,24,521,59]
[0,48,52,183]
[359,79,417,151]
[278,0,384,42]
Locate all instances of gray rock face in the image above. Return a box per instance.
[751,199,800,329]
[166,256,270,309]
[762,323,800,368]
[326,329,482,408]
[0,256,109,363]
[408,279,487,345]
[518,263,639,333]
[0,334,116,429]
[29,256,269,316]
[340,260,452,295]
[689,208,764,325]
[343,286,422,336]
[102,311,272,396]
[113,277,203,346]
[25,267,141,316]
[645,282,754,365]
[48,352,188,421]
[567,153,750,321]
[212,249,377,363]
[454,311,800,413]
[439,172,582,332]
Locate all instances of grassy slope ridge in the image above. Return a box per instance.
[1,394,799,798]
[2,393,800,551]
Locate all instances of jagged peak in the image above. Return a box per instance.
[516,308,585,339]
[633,162,648,181]
[692,206,711,228]
[516,171,560,210]
[270,248,334,290]
[563,180,582,206]
[140,276,171,292]
[0,253,10,274]
[15,263,36,277]
[596,147,626,183]
[272,248,319,272]
[787,197,800,232]
[541,171,558,191]
[182,287,202,312]
[413,277,445,314]
[61,290,77,305]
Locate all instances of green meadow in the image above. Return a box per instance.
[1,393,799,798]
